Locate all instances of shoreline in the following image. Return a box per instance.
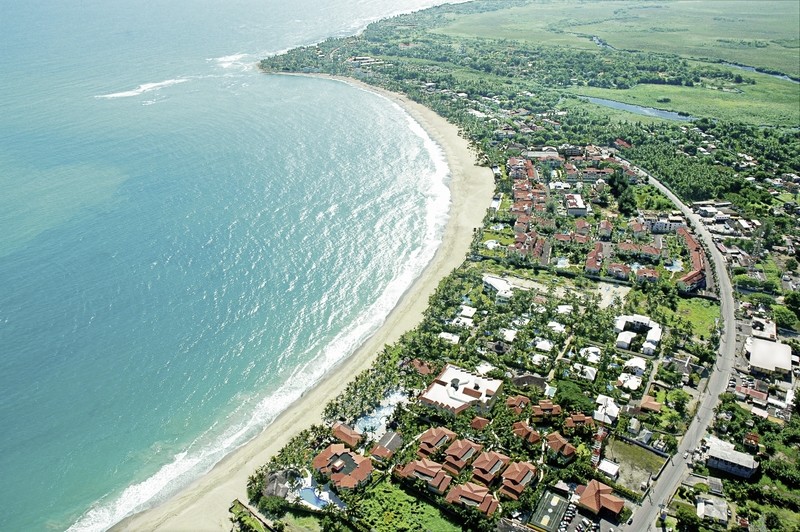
[115,73,494,531]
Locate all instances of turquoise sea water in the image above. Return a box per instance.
[0,1,457,529]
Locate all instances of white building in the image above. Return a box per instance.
[616,331,637,350]
[419,364,503,415]
[483,275,514,304]
[746,337,792,375]
[624,356,647,376]
[594,395,620,425]
[565,194,588,216]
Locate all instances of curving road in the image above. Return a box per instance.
[622,166,738,531]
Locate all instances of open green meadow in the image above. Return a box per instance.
[437,0,800,78]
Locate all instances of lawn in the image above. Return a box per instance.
[357,479,461,532]
[283,512,323,532]
[229,500,268,532]
[605,438,666,493]
[673,298,720,339]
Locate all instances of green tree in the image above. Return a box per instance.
[774,305,797,329]
[765,511,783,531]
[785,291,800,319]
[676,505,702,531]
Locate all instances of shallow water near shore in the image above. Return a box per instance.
[0,1,459,530]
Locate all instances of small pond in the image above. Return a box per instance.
[583,97,695,121]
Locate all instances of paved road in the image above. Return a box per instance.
[623,167,738,531]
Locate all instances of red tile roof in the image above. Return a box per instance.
[417,427,456,458]
[532,399,562,418]
[312,443,373,490]
[546,432,576,457]
[499,461,538,500]
[471,450,510,486]
[506,394,530,414]
[443,439,483,475]
[445,482,499,517]
[471,416,491,430]
[640,395,663,413]
[395,458,453,494]
[512,421,541,444]
[564,412,595,429]
[332,422,362,448]
[578,480,624,515]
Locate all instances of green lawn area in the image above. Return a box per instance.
[755,256,783,288]
[605,438,666,474]
[357,479,461,532]
[673,298,720,338]
[283,512,323,532]
[438,1,800,78]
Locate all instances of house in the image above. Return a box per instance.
[546,432,576,463]
[594,395,620,425]
[640,395,663,413]
[532,399,563,420]
[577,479,625,518]
[472,450,510,486]
[471,416,491,431]
[332,422,363,449]
[706,436,759,479]
[565,194,588,216]
[370,431,403,462]
[483,275,514,304]
[628,417,641,435]
[624,356,647,376]
[599,220,613,239]
[512,421,541,444]
[746,337,792,376]
[607,262,631,280]
[445,482,499,517]
[597,459,620,481]
[443,438,483,475]
[564,413,595,431]
[312,443,373,490]
[630,221,647,238]
[417,426,456,459]
[506,395,530,414]
[573,363,598,382]
[419,364,503,415]
[410,358,435,375]
[576,218,591,235]
[499,462,538,500]
[395,458,453,494]
[585,242,603,275]
[636,268,659,283]
[697,496,729,525]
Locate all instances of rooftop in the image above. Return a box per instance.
[419,364,502,415]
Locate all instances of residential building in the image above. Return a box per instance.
[546,432,576,463]
[471,450,510,486]
[506,395,530,414]
[369,431,403,462]
[417,426,456,459]
[483,274,514,304]
[565,194,588,216]
[594,395,620,425]
[395,458,453,494]
[445,482,499,517]
[746,337,792,376]
[499,462,538,500]
[443,438,483,475]
[577,480,625,518]
[706,436,759,479]
[332,422,363,449]
[512,421,541,444]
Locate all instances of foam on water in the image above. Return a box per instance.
[95,79,189,99]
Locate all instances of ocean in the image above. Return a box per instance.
[0,1,458,529]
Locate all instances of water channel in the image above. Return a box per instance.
[583,96,696,121]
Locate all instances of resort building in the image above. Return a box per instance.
[369,431,403,463]
[417,426,456,459]
[443,438,483,475]
[512,421,541,444]
[395,458,453,494]
[546,432,576,464]
[418,364,502,415]
[499,462,538,500]
[332,422,363,449]
[506,394,530,414]
[312,443,373,490]
[445,482,499,517]
[594,395,620,425]
[471,450,510,486]
[483,275,514,304]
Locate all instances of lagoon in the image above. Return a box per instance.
[583,97,695,121]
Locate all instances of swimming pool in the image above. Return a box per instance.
[299,487,328,509]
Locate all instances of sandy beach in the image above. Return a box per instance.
[115,74,494,531]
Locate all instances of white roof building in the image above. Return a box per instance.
[616,331,637,349]
[746,337,792,374]
[598,459,620,481]
[623,356,647,375]
[419,364,503,415]
[706,436,759,478]
[557,305,573,315]
[548,321,566,334]
[451,316,474,329]
[532,354,549,366]
[580,346,602,365]
[594,395,620,425]
[646,323,663,344]
[483,275,514,304]
[459,305,478,318]
[617,373,642,391]
[573,363,598,382]
[500,328,518,343]
[535,338,554,352]
[438,332,460,344]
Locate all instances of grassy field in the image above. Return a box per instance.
[358,479,461,532]
[569,72,800,126]
[229,500,268,532]
[437,1,800,78]
[605,438,666,493]
[673,298,720,339]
